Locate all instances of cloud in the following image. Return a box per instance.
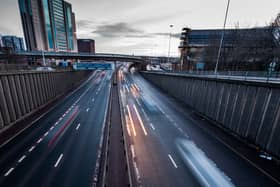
[89,21,181,39]
[92,22,144,37]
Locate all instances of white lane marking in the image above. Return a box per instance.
[166,115,174,122]
[131,145,136,158]
[133,104,148,136]
[54,154,63,168]
[50,126,54,130]
[92,98,95,102]
[86,108,90,112]
[125,85,130,92]
[168,154,178,168]
[18,155,26,163]
[127,105,137,136]
[76,123,81,130]
[59,117,63,121]
[55,122,59,125]
[4,168,14,177]
[125,115,131,137]
[150,123,155,130]
[28,146,35,152]
[62,113,66,117]
[133,162,141,182]
[136,99,141,107]
[37,138,43,144]
[158,106,166,114]
[44,132,49,137]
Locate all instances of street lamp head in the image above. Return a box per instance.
[170,24,174,28]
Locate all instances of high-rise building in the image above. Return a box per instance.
[51,0,67,51]
[19,0,42,50]
[18,0,77,52]
[71,12,78,52]
[41,0,55,50]
[64,1,76,51]
[2,35,25,51]
[77,39,95,53]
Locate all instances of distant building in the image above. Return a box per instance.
[179,27,277,71]
[18,0,77,52]
[0,34,3,48]
[2,35,25,51]
[77,39,95,53]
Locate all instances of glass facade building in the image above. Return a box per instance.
[18,0,77,52]
[64,2,74,51]
[2,36,25,51]
[42,0,54,49]
[51,0,67,51]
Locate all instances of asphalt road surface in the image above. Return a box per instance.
[0,70,112,187]
[119,70,280,187]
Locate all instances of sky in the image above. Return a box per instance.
[0,0,279,56]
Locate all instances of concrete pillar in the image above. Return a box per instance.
[0,109,4,128]
[48,73,54,98]
[32,74,41,106]
[8,75,22,119]
[41,73,48,102]
[15,75,27,115]
[36,73,44,105]
[24,74,35,110]
[0,80,10,126]
[20,74,31,113]
[1,76,16,123]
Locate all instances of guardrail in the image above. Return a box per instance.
[154,70,280,83]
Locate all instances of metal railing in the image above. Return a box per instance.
[152,70,280,83]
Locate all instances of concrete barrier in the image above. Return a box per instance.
[141,71,280,158]
[0,70,91,130]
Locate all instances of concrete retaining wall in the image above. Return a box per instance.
[141,72,280,158]
[0,70,91,130]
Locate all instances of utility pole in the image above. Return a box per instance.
[42,50,46,66]
[214,0,231,74]
[167,24,174,63]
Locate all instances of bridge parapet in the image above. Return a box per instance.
[141,71,280,158]
[0,70,91,130]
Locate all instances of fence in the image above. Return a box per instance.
[0,70,91,129]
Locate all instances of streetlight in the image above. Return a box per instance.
[167,24,174,63]
[42,50,46,66]
[214,0,231,74]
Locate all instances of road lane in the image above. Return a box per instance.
[119,71,200,187]
[0,70,112,187]
[120,70,279,187]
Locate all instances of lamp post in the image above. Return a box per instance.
[214,0,231,74]
[167,24,174,63]
[42,50,46,66]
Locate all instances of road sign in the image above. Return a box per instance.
[73,62,112,70]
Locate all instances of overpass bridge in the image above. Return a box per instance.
[0,51,145,64]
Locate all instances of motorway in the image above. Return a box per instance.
[0,70,112,187]
[119,70,280,187]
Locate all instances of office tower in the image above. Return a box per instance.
[18,0,77,52]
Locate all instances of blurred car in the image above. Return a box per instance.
[36,67,55,71]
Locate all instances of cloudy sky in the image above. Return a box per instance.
[0,0,279,56]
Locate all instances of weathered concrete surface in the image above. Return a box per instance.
[0,70,91,130]
[141,71,280,158]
